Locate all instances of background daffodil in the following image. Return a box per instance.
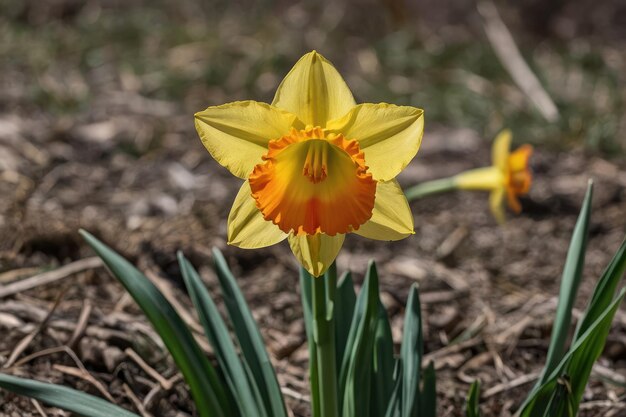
[195,51,424,276]
[453,129,533,223]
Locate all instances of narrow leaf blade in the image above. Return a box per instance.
[384,363,403,417]
[519,288,626,417]
[420,361,437,417]
[341,261,380,417]
[178,252,265,417]
[212,248,288,417]
[0,374,140,417]
[370,299,395,417]
[465,380,481,417]
[335,271,357,372]
[537,181,593,386]
[401,284,423,417]
[80,230,228,417]
[574,237,626,341]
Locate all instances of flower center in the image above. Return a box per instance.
[506,144,533,195]
[303,140,328,183]
[505,144,533,213]
[248,127,377,236]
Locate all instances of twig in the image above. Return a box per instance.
[478,0,559,122]
[593,363,626,388]
[53,364,116,403]
[435,226,468,260]
[423,337,482,363]
[142,374,182,410]
[0,257,102,298]
[4,290,66,368]
[68,300,92,347]
[125,348,174,390]
[31,399,48,417]
[10,346,82,373]
[483,371,540,398]
[6,344,117,405]
[123,383,153,417]
[579,400,626,410]
[281,386,310,403]
[0,267,41,284]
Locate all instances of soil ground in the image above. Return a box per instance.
[1,1,626,416]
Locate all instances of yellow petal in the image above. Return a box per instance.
[326,103,424,181]
[489,187,506,224]
[354,179,414,241]
[228,181,287,248]
[492,129,512,172]
[288,233,344,277]
[454,166,504,191]
[195,101,299,179]
[272,51,356,128]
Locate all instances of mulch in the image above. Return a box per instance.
[1,99,626,416]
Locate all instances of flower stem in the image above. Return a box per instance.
[404,177,457,201]
[312,264,339,417]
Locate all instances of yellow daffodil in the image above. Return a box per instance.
[453,129,533,223]
[195,51,424,276]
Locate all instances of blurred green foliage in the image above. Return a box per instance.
[0,0,623,154]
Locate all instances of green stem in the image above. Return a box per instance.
[404,177,457,201]
[312,264,339,417]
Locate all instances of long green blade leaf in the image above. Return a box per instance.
[573,237,626,342]
[465,380,481,417]
[384,363,403,417]
[401,284,423,417]
[519,287,626,417]
[212,248,288,417]
[178,252,265,417]
[371,299,395,417]
[0,373,139,417]
[335,271,357,373]
[340,261,380,417]
[80,230,228,417]
[536,181,593,387]
[420,361,437,417]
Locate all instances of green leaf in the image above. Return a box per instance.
[178,252,266,417]
[401,284,423,417]
[335,271,357,374]
[519,230,626,416]
[420,361,437,417]
[0,373,139,417]
[300,267,321,417]
[79,230,229,417]
[573,237,626,342]
[340,261,380,417]
[544,375,576,417]
[465,380,481,417]
[384,363,403,417]
[212,248,288,417]
[519,287,626,417]
[370,299,395,417]
[535,181,593,389]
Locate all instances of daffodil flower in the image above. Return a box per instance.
[195,51,424,276]
[453,129,533,223]
[405,129,533,223]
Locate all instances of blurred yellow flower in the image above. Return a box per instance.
[195,51,424,276]
[454,129,533,223]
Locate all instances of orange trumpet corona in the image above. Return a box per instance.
[249,127,377,236]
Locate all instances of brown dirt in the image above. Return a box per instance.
[1,0,626,415]
[1,102,626,416]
